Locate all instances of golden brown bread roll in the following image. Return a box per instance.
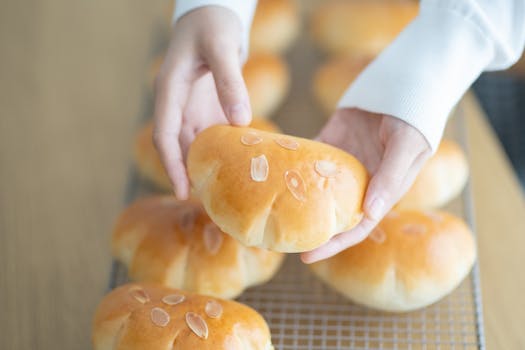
[250,0,300,54]
[92,283,274,350]
[310,0,418,56]
[134,118,280,191]
[243,53,290,117]
[187,125,369,252]
[309,210,476,312]
[148,53,289,117]
[313,55,373,113]
[112,196,284,299]
[397,139,469,210]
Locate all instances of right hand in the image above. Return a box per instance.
[153,6,252,200]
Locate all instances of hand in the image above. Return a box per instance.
[301,108,431,263]
[153,6,252,200]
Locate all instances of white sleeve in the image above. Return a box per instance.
[173,0,257,62]
[337,0,525,152]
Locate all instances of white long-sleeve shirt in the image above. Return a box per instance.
[174,0,525,152]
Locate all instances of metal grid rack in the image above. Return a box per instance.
[108,107,485,349]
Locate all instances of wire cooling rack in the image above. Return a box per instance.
[108,105,485,349]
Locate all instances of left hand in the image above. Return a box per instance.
[301,108,432,263]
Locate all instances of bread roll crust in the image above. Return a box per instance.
[93,283,274,350]
[313,55,372,113]
[310,210,476,312]
[134,118,280,191]
[311,0,418,56]
[243,53,290,117]
[112,196,284,299]
[187,125,369,252]
[397,139,469,209]
[250,0,300,54]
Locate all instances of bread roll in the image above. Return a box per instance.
[187,125,369,252]
[134,118,280,191]
[313,55,373,113]
[148,53,289,118]
[310,210,476,312]
[243,53,290,117]
[112,196,284,299]
[93,283,274,350]
[397,139,469,209]
[311,0,418,56]
[250,0,300,54]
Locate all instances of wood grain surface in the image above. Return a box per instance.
[0,1,523,349]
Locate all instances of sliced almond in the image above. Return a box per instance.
[128,286,150,304]
[241,132,263,146]
[402,223,427,235]
[251,155,269,182]
[205,300,223,319]
[185,312,208,339]
[284,170,306,202]
[274,137,299,150]
[369,227,386,244]
[203,223,224,255]
[162,294,185,306]
[151,307,170,327]
[314,160,338,177]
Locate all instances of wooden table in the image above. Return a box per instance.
[0,1,523,349]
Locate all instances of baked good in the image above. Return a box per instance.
[112,196,284,299]
[313,55,373,113]
[148,53,289,117]
[310,0,418,56]
[397,139,469,209]
[92,283,274,349]
[309,210,476,312]
[187,125,369,252]
[134,118,280,191]
[243,53,290,117]
[250,0,300,54]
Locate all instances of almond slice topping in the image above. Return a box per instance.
[205,300,223,319]
[203,223,224,255]
[186,312,208,339]
[274,137,299,150]
[251,155,269,182]
[151,307,170,327]
[369,227,386,244]
[241,132,262,146]
[402,223,427,235]
[284,170,306,202]
[162,294,185,306]
[128,286,150,304]
[314,160,338,177]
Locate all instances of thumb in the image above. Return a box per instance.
[206,46,252,126]
[364,136,428,222]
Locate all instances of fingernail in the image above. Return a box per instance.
[229,103,250,125]
[367,197,385,221]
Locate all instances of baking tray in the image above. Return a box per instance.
[107,1,485,347]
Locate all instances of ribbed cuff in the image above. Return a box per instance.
[173,0,257,62]
[337,4,494,152]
